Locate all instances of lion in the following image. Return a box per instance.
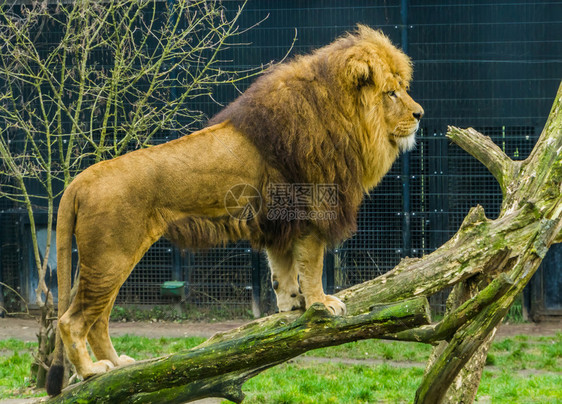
[46,25,423,395]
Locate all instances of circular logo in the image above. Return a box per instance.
[224,184,262,220]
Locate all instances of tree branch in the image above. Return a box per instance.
[414,289,510,403]
[383,273,514,343]
[413,82,562,403]
[44,298,430,403]
[447,126,518,196]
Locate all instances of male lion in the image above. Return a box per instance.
[47,25,423,395]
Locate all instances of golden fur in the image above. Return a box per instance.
[47,25,423,395]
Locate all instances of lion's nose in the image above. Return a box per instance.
[413,109,424,121]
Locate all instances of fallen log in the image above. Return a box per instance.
[45,297,430,403]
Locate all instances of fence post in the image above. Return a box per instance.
[400,0,412,258]
[251,250,262,318]
[324,251,335,295]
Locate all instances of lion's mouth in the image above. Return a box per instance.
[392,126,418,152]
[392,121,420,138]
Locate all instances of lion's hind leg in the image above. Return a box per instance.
[266,247,305,312]
[87,294,135,368]
[58,278,115,379]
[59,261,134,380]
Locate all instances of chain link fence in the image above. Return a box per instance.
[1,0,560,317]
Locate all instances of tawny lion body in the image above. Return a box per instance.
[47,26,423,395]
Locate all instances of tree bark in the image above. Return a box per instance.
[423,278,499,404]
[42,82,562,403]
[413,82,562,403]
[44,298,430,403]
[442,329,497,404]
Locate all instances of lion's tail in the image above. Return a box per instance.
[46,187,76,397]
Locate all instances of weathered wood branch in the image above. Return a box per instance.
[415,82,562,403]
[337,202,532,313]
[383,273,513,344]
[42,83,562,403]
[45,298,430,403]
[421,279,500,404]
[447,126,519,195]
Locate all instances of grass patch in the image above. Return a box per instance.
[487,333,562,372]
[0,333,560,401]
[112,335,206,360]
[242,362,424,403]
[0,339,42,398]
[478,369,562,403]
[304,339,433,363]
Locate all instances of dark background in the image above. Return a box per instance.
[1,0,561,319]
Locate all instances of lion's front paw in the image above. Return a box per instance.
[324,295,346,315]
[276,292,306,312]
[311,295,346,316]
[82,359,115,379]
[116,354,135,366]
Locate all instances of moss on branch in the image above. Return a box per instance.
[44,297,430,404]
[384,273,514,344]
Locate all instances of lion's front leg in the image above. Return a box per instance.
[266,247,305,312]
[293,233,346,316]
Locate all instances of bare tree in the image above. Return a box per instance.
[0,0,263,387]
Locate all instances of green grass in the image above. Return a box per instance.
[487,333,562,372]
[0,351,35,392]
[304,339,433,363]
[242,362,562,404]
[0,340,42,398]
[478,370,562,403]
[243,362,424,403]
[111,335,206,360]
[1,333,560,402]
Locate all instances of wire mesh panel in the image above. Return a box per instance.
[336,163,403,289]
[407,0,559,251]
[1,1,561,316]
[406,0,560,313]
[0,210,22,312]
[116,240,175,305]
[185,243,253,316]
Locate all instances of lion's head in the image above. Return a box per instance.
[332,25,424,154]
[210,25,423,251]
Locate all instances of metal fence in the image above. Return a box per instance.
[1,0,561,317]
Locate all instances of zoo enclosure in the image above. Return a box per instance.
[1,0,561,318]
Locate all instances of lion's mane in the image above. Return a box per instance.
[170,26,413,253]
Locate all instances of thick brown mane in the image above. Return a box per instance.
[208,26,412,252]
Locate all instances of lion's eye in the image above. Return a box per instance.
[388,90,397,98]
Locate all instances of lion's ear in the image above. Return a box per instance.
[347,57,372,87]
[346,54,383,89]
